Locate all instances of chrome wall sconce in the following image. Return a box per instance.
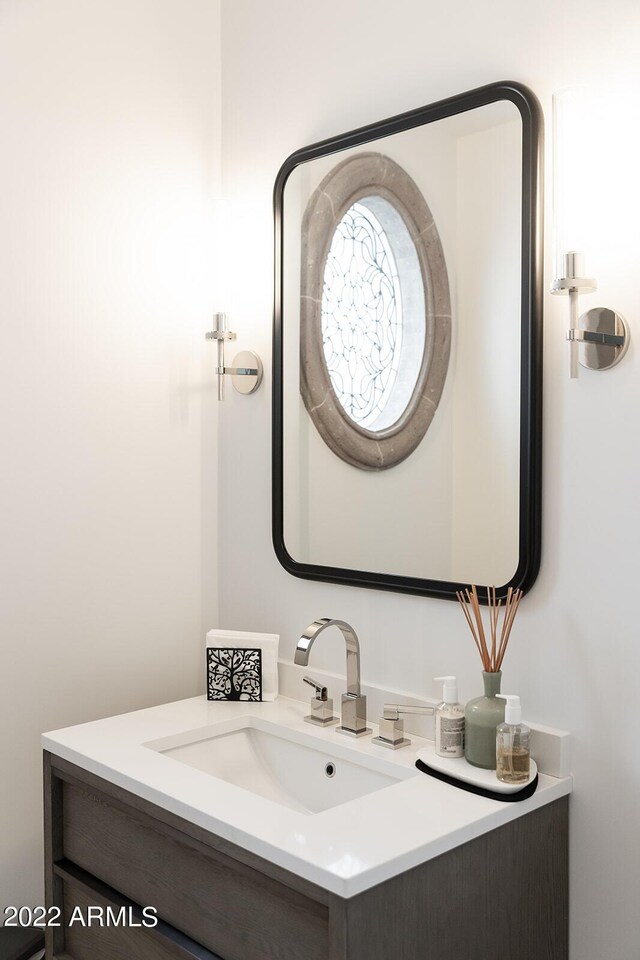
[551,86,631,379]
[551,251,629,378]
[205,312,263,400]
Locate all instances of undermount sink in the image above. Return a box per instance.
[144,716,412,814]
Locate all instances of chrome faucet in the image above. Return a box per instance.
[295,618,370,737]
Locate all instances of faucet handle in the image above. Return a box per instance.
[383,703,435,721]
[303,676,328,701]
[302,676,338,727]
[373,703,434,750]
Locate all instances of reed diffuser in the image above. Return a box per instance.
[456,585,523,768]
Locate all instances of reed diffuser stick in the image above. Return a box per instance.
[456,591,489,668]
[456,585,523,673]
[468,586,490,669]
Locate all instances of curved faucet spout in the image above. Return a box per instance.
[295,618,362,697]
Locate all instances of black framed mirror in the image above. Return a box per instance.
[273,81,543,601]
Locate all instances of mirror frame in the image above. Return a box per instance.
[272,80,543,601]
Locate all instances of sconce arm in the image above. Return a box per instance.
[205,312,263,399]
[566,329,625,347]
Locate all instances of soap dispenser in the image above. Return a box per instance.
[434,676,465,757]
[496,694,530,783]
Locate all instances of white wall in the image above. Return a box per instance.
[219,2,640,958]
[0,0,221,913]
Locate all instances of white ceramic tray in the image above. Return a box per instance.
[415,746,537,794]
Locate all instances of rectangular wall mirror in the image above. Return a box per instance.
[273,81,543,601]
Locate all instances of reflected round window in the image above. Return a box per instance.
[300,152,451,470]
[321,196,426,432]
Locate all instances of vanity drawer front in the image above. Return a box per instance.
[60,869,223,960]
[61,781,329,960]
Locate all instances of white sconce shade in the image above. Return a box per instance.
[551,84,630,378]
[553,88,595,276]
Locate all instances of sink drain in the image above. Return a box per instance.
[325,762,336,778]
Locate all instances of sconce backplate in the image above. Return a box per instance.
[578,307,630,370]
[232,350,263,394]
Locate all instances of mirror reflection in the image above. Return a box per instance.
[274,85,542,597]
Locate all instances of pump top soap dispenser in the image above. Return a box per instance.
[496,694,530,783]
[434,676,464,758]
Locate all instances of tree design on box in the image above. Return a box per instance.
[207,648,262,701]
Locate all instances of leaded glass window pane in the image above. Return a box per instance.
[321,201,403,429]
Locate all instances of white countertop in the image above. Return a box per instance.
[43,695,572,898]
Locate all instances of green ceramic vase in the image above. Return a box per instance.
[464,671,505,769]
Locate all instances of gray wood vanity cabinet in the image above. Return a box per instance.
[44,751,568,960]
